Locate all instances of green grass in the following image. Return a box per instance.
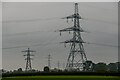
[2,76,120,80]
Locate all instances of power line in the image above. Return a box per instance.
[2,16,117,25]
[86,42,118,48]
[2,45,29,49]
[2,29,118,50]
[3,41,118,50]
[2,17,61,23]
[2,34,60,50]
[3,30,55,37]
[2,42,59,50]
[82,17,117,25]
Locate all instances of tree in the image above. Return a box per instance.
[1,69,6,73]
[17,68,22,72]
[116,62,120,72]
[83,60,94,72]
[43,66,50,72]
[107,63,117,72]
[94,62,107,72]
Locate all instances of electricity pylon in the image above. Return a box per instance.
[57,61,60,69]
[59,3,87,71]
[47,54,52,69]
[22,48,35,71]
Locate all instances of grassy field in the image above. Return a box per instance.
[2,76,120,80]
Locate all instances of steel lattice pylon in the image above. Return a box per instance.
[22,48,35,71]
[59,3,87,71]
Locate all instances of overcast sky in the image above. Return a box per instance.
[2,2,118,71]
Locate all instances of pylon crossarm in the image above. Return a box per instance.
[22,50,28,52]
[30,54,34,56]
[25,58,33,60]
[23,54,34,56]
[29,50,36,52]
[59,27,84,32]
[71,50,84,52]
[61,39,85,43]
[62,14,82,19]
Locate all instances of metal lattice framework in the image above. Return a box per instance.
[22,48,35,71]
[47,54,52,69]
[59,3,87,71]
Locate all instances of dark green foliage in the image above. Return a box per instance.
[94,62,107,72]
[17,68,22,72]
[107,63,117,72]
[43,66,50,72]
[2,78,120,80]
[2,76,120,80]
[83,60,94,72]
[116,62,120,72]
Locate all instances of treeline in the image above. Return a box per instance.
[1,61,120,77]
[2,71,120,77]
[83,61,120,72]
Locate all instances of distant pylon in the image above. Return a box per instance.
[57,61,60,69]
[47,54,52,69]
[59,3,87,71]
[22,48,35,71]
